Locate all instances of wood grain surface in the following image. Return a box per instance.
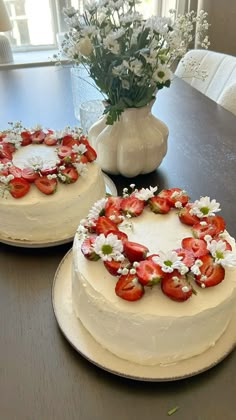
[0,66,236,420]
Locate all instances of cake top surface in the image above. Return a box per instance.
[74,185,236,309]
[0,122,97,199]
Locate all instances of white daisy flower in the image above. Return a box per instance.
[207,240,236,267]
[153,250,188,274]
[26,156,44,171]
[93,233,124,262]
[88,197,106,220]
[190,196,221,217]
[103,36,120,54]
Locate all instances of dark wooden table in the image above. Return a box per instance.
[0,65,236,420]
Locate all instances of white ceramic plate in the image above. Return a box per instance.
[0,174,117,248]
[52,250,236,382]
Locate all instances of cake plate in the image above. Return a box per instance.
[52,250,236,382]
[0,174,117,248]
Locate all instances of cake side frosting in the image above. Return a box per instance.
[0,162,105,242]
[72,210,236,365]
[71,187,236,366]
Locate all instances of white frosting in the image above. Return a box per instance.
[72,209,236,365]
[0,144,106,242]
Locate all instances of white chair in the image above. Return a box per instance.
[175,49,236,115]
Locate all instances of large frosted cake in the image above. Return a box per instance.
[0,123,105,242]
[72,186,236,366]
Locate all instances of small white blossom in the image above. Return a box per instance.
[134,186,158,201]
[72,143,87,154]
[175,201,183,209]
[191,259,203,276]
[73,162,88,176]
[77,224,88,240]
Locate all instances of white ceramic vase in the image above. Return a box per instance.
[88,103,169,177]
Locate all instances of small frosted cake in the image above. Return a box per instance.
[0,123,105,243]
[72,186,236,366]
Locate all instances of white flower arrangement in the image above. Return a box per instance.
[58,0,209,124]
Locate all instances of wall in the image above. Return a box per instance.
[198,0,236,56]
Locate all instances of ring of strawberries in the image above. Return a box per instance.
[0,126,97,198]
[80,187,235,303]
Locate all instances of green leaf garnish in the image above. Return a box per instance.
[167,406,179,416]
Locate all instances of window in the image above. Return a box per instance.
[4,0,186,53]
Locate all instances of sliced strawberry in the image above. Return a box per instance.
[5,142,15,154]
[121,196,145,217]
[95,216,119,235]
[115,273,144,301]
[57,145,73,159]
[181,237,208,258]
[84,144,97,162]
[105,205,123,224]
[8,177,30,198]
[157,188,172,201]
[79,135,90,146]
[161,271,193,301]
[123,241,149,263]
[0,143,13,160]
[34,176,57,195]
[146,253,160,261]
[178,204,200,226]
[167,188,189,207]
[78,155,88,164]
[195,255,225,287]
[21,130,32,146]
[8,165,22,178]
[174,248,195,267]
[157,188,189,208]
[105,196,122,211]
[59,166,78,183]
[0,157,11,164]
[61,135,79,147]
[136,259,163,286]
[192,215,225,240]
[104,196,123,224]
[0,166,9,176]
[40,166,57,176]
[22,167,40,182]
[104,259,124,276]
[81,236,100,261]
[105,229,128,244]
[82,218,97,233]
[31,130,45,143]
[149,196,171,214]
[44,135,58,146]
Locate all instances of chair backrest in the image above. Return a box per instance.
[175,49,236,111]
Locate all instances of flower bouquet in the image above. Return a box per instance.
[59,0,209,125]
